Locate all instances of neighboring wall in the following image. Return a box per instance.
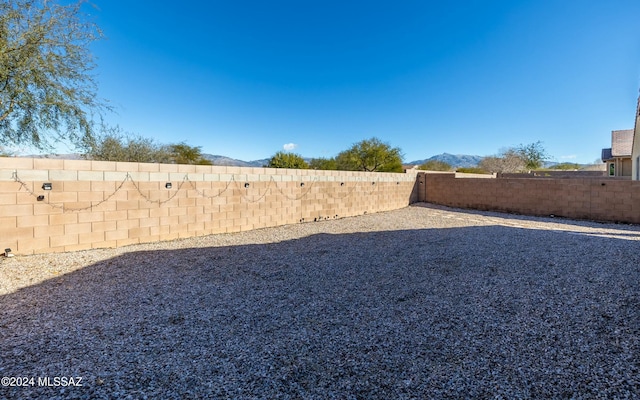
[0,158,418,255]
[418,172,640,223]
[500,171,606,179]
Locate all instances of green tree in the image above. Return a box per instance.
[478,150,526,173]
[516,141,549,170]
[1,0,105,150]
[418,160,452,171]
[86,129,213,165]
[266,151,309,169]
[309,157,337,170]
[478,141,549,173]
[168,143,212,165]
[336,137,403,172]
[85,129,171,163]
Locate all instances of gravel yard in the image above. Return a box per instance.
[1,203,640,399]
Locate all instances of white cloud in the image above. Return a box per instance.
[283,143,297,151]
[561,154,577,159]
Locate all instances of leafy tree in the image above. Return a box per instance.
[478,149,526,173]
[516,141,549,170]
[336,137,403,172]
[418,160,452,171]
[86,129,213,164]
[85,129,171,163]
[168,143,212,165]
[309,157,337,170]
[479,141,549,173]
[266,151,309,169]
[1,0,106,150]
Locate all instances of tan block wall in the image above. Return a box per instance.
[0,158,419,255]
[419,172,640,223]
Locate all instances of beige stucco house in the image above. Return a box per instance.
[602,129,633,177]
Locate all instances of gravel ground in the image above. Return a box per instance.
[1,203,640,399]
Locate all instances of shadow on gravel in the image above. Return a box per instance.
[414,202,640,233]
[2,225,640,399]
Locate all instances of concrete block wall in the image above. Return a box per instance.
[419,172,640,223]
[500,171,606,179]
[0,158,419,255]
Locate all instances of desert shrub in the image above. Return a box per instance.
[267,151,309,169]
[456,167,491,174]
[418,160,452,171]
[309,157,337,170]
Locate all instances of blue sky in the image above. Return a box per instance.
[85,0,640,164]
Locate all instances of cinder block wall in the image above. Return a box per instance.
[500,171,606,178]
[419,172,640,223]
[0,158,419,255]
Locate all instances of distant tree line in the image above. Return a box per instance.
[417,160,453,171]
[85,127,211,165]
[267,137,404,173]
[477,141,549,173]
[549,162,580,170]
[0,0,211,166]
[415,141,551,174]
[0,1,558,176]
[266,151,309,169]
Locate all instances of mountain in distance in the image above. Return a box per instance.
[202,154,313,167]
[21,153,84,160]
[407,153,483,168]
[18,152,269,167]
[16,152,483,168]
[13,152,600,170]
[19,152,271,166]
[207,152,486,169]
[202,154,270,167]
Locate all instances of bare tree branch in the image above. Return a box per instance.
[0,0,107,150]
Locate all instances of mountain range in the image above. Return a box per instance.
[202,154,270,167]
[20,152,485,168]
[406,153,484,168]
[202,153,485,168]
[16,152,601,169]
